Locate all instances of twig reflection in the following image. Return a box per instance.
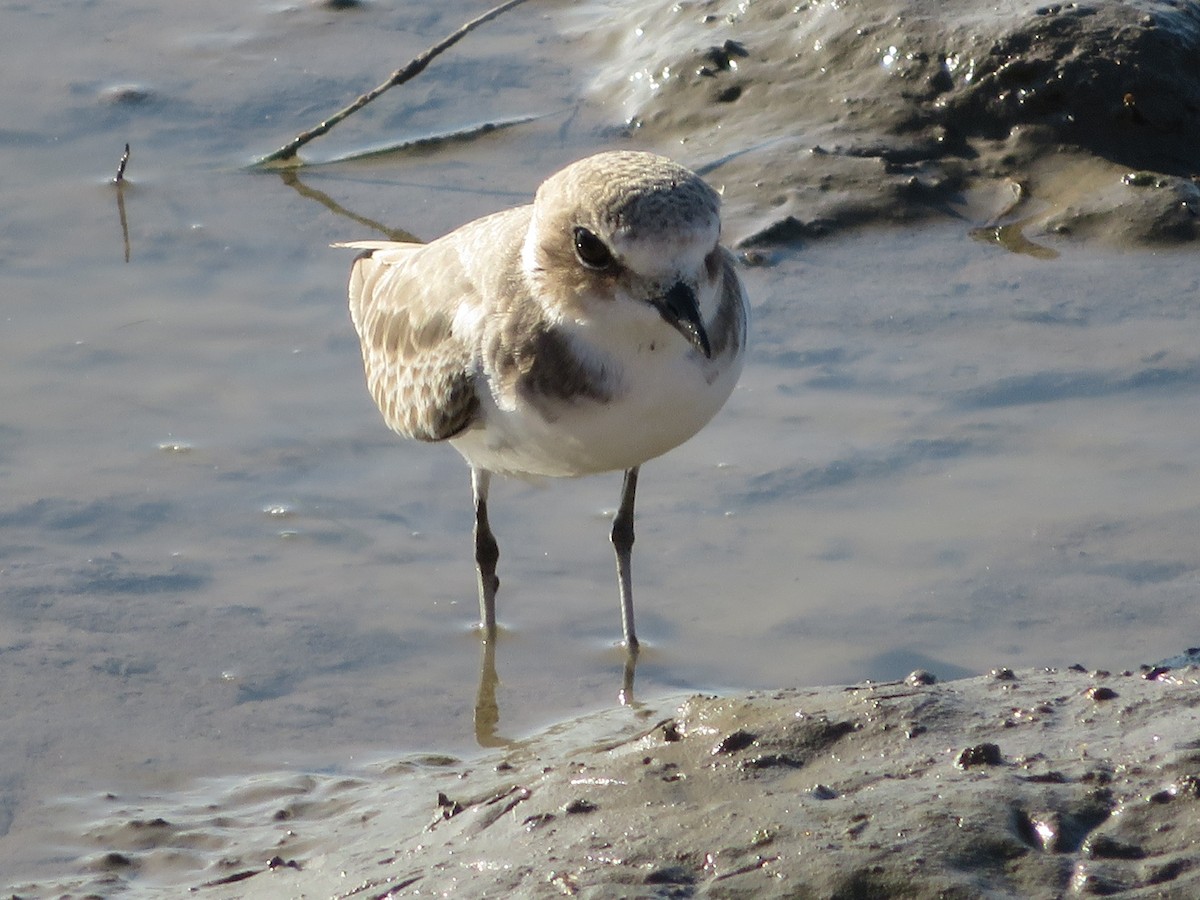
[277,170,422,243]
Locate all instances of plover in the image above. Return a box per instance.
[339,150,747,649]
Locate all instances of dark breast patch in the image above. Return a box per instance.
[486,311,612,416]
[517,326,612,406]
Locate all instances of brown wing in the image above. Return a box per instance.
[341,206,541,441]
[345,240,480,442]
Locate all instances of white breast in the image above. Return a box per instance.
[451,310,743,479]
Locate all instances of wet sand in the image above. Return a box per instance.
[180,656,1200,898]
[572,0,1200,247]
[13,659,1199,897]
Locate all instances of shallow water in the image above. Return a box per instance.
[2,0,1199,890]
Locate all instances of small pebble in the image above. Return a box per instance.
[712,730,757,755]
[1122,171,1160,187]
[956,743,1003,768]
[100,84,152,105]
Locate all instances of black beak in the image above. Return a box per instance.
[652,281,711,359]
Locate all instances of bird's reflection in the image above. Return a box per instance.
[618,644,638,708]
[472,630,641,748]
[473,635,505,748]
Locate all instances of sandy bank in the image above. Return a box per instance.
[21,658,1196,898]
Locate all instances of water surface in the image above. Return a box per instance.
[2,0,1198,889]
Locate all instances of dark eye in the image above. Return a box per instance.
[573,227,614,270]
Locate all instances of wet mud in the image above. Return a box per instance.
[573,0,1200,246]
[14,660,1200,898]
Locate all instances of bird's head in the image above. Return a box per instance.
[523,151,724,359]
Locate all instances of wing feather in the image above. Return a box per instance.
[345,242,479,441]
[340,208,533,442]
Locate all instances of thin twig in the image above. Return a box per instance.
[113,143,132,261]
[307,113,543,167]
[254,0,531,168]
[114,142,131,183]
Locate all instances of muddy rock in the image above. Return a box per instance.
[19,664,1200,898]
[572,0,1200,245]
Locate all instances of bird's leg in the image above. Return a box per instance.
[612,466,640,651]
[472,468,499,639]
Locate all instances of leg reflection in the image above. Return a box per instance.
[473,634,509,748]
[619,643,639,707]
[475,634,646,747]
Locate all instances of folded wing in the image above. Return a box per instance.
[341,240,480,442]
